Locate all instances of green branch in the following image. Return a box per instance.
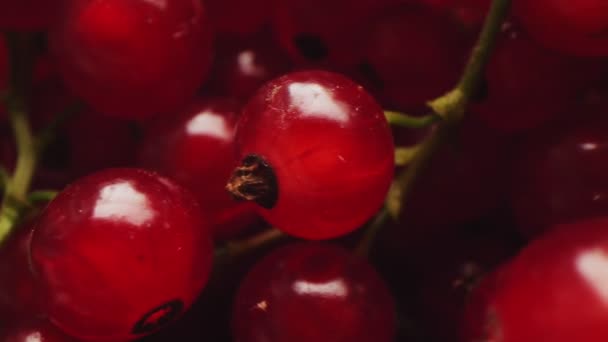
[0,33,37,246]
[357,0,511,255]
[384,111,439,128]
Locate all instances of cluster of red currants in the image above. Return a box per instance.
[0,0,607,341]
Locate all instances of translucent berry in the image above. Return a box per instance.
[0,317,76,342]
[139,98,259,240]
[49,0,214,118]
[510,115,608,238]
[513,0,608,57]
[0,0,62,30]
[470,217,608,341]
[227,70,394,240]
[205,32,292,102]
[30,168,213,341]
[233,243,396,342]
[357,4,469,112]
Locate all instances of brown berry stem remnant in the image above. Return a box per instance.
[226,154,278,209]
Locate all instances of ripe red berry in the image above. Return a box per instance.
[233,243,396,342]
[467,217,608,341]
[510,115,608,238]
[513,0,608,57]
[0,224,42,316]
[271,0,398,66]
[472,25,590,133]
[0,317,76,342]
[0,0,62,30]
[205,32,292,102]
[227,70,394,240]
[49,0,213,118]
[357,4,469,112]
[139,98,259,240]
[30,168,213,341]
[204,0,271,35]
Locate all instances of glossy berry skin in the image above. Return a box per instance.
[510,116,608,238]
[513,0,608,57]
[0,224,42,317]
[30,168,213,341]
[0,317,76,342]
[472,25,590,133]
[233,243,396,342]
[50,0,213,118]
[234,70,394,240]
[204,0,271,35]
[206,32,292,102]
[271,0,398,66]
[467,218,608,341]
[0,0,62,30]
[358,5,469,112]
[139,98,259,240]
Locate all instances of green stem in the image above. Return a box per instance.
[384,111,439,128]
[0,33,37,246]
[28,190,59,204]
[428,0,510,121]
[215,228,286,260]
[355,208,390,257]
[394,146,421,166]
[386,0,510,218]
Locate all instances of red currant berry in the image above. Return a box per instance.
[460,269,505,342]
[205,32,292,102]
[471,217,608,341]
[472,25,591,133]
[0,0,62,30]
[204,0,271,35]
[510,115,608,238]
[271,0,398,66]
[30,168,213,341]
[0,317,76,342]
[423,0,491,28]
[49,0,213,119]
[233,243,396,342]
[358,4,469,112]
[513,0,608,57]
[139,98,259,240]
[0,224,42,316]
[227,70,394,240]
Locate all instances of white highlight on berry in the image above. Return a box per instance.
[238,50,265,77]
[93,181,155,227]
[186,112,232,140]
[288,83,348,123]
[576,248,608,303]
[293,279,348,298]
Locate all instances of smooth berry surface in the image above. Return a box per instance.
[0,0,62,30]
[469,218,608,341]
[472,25,590,133]
[204,0,270,35]
[513,0,608,57]
[139,98,259,240]
[271,0,397,66]
[233,243,396,342]
[0,317,76,342]
[0,224,42,316]
[206,32,292,102]
[49,0,213,118]
[235,70,394,240]
[358,4,469,112]
[510,116,608,238]
[31,168,213,341]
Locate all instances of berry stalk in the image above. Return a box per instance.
[0,33,37,246]
[386,0,511,219]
